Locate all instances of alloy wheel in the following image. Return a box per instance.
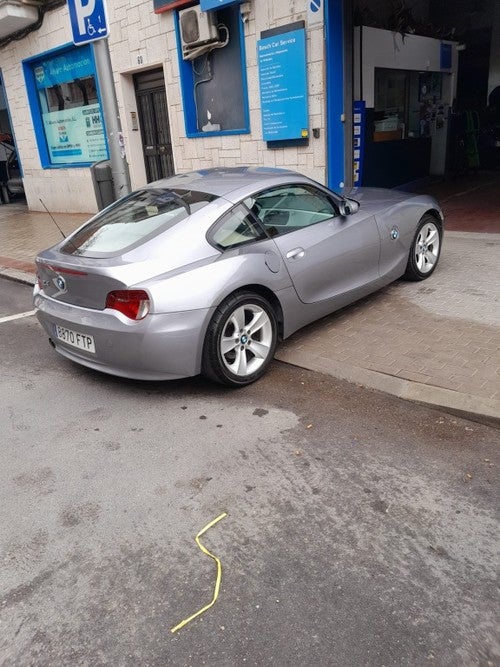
[219,303,274,377]
[415,221,440,274]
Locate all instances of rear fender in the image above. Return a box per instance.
[137,249,292,315]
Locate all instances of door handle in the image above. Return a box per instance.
[286,247,305,260]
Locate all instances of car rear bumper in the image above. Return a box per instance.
[34,290,213,380]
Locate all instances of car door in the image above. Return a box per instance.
[247,183,381,304]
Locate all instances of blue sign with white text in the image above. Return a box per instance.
[68,0,109,45]
[257,28,308,142]
[200,0,241,10]
[33,48,94,89]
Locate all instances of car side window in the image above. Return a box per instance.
[209,204,266,250]
[244,184,337,237]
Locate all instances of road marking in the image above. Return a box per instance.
[0,310,37,324]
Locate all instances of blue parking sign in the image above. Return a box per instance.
[68,0,109,45]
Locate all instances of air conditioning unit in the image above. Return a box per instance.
[179,6,219,58]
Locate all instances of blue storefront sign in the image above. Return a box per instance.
[200,0,241,9]
[257,26,308,142]
[33,49,95,89]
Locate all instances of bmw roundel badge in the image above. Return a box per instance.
[56,276,66,291]
[390,227,400,240]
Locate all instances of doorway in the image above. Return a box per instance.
[0,71,24,203]
[134,69,174,183]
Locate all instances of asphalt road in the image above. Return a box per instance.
[0,278,498,666]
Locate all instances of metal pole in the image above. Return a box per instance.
[92,38,131,200]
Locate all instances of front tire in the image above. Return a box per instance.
[404,214,442,281]
[202,291,278,386]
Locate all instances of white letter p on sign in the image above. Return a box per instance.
[75,0,96,35]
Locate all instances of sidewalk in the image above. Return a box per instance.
[0,202,88,282]
[276,231,500,425]
[1,186,499,425]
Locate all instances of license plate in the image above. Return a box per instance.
[54,325,95,353]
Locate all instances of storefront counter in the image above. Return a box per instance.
[363,135,432,189]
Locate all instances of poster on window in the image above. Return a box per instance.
[32,46,108,165]
[41,105,107,164]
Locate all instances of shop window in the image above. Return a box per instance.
[175,4,250,137]
[23,44,109,168]
[374,67,445,142]
[374,68,409,141]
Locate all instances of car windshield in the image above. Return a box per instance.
[61,188,216,257]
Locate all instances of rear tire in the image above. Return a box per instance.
[202,291,278,387]
[404,214,442,281]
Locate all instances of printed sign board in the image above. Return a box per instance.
[353,100,366,186]
[33,47,108,165]
[257,26,308,142]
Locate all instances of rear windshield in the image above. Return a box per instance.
[61,188,216,257]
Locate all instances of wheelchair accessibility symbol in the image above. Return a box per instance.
[87,18,107,37]
[68,0,109,45]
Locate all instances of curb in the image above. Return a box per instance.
[0,267,35,286]
[275,348,500,428]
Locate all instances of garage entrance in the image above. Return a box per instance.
[343,1,499,194]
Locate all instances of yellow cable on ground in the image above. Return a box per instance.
[171,512,228,633]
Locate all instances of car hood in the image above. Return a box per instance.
[344,187,443,220]
[343,186,410,210]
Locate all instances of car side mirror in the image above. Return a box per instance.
[338,198,359,216]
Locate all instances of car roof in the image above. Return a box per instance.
[148,167,310,199]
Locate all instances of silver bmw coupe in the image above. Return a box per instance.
[34,167,444,386]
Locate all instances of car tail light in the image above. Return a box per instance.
[105,290,150,320]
